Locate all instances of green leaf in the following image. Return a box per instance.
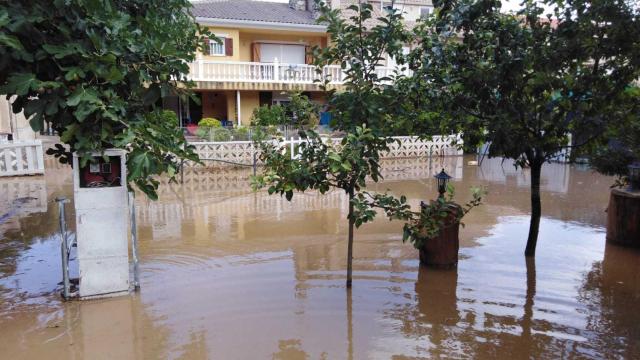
[0,33,24,51]
[2,73,39,96]
[42,44,78,59]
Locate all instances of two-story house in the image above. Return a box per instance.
[167,0,433,128]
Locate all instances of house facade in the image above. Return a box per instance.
[169,0,433,128]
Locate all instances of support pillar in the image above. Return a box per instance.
[236,90,241,127]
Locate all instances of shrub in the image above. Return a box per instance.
[234,126,250,141]
[159,110,179,127]
[211,128,231,142]
[251,105,287,126]
[198,117,222,128]
[195,128,209,140]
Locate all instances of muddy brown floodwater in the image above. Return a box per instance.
[1,156,639,359]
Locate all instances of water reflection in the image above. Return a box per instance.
[1,156,639,359]
[580,243,640,358]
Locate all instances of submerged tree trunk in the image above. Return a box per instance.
[525,159,543,257]
[346,189,355,288]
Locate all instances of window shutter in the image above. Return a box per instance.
[305,46,313,65]
[252,43,261,62]
[225,38,233,56]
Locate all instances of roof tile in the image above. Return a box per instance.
[192,0,318,25]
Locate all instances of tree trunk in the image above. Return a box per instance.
[346,190,355,288]
[346,288,354,360]
[525,160,542,257]
[521,257,536,350]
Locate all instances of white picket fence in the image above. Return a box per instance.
[0,140,45,176]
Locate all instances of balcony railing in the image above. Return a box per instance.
[187,60,408,85]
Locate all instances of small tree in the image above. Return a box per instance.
[287,92,320,127]
[410,0,640,256]
[0,0,212,199]
[253,1,410,287]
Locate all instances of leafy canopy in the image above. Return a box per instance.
[0,0,212,199]
[408,0,640,255]
[590,86,640,184]
[412,0,640,166]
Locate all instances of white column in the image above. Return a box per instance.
[236,90,241,127]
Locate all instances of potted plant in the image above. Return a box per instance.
[403,186,483,268]
[354,171,484,268]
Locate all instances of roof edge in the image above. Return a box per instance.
[196,17,327,33]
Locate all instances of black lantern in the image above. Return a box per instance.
[629,162,640,191]
[434,168,452,198]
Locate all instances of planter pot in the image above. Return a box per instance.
[418,203,462,269]
[607,188,640,248]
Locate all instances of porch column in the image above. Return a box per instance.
[236,90,241,127]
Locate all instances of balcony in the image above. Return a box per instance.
[187,60,405,89]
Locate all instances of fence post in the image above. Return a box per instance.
[128,192,140,290]
[253,151,257,177]
[290,137,295,160]
[56,197,71,299]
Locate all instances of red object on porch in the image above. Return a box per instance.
[186,124,198,135]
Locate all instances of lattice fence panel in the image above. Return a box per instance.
[190,135,462,168]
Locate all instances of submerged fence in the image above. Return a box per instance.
[189,133,463,168]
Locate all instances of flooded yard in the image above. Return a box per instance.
[1,156,639,359]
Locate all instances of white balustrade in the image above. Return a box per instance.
[188,60,403,85]
[0,140,45,177]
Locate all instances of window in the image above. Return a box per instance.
[420,6,432,19]
[260,44,305,64]
[209,39,225,56]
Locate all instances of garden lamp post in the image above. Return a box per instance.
[435,168,452,199]
[629,163,640,191]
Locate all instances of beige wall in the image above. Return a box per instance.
[199,27,327,63]
[201,91,229,121]
[200,27,241,62]
[226,93,236,123]
[238,91,260,126]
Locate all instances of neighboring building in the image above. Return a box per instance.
[0,96,36,142]
[171,0,428,127]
